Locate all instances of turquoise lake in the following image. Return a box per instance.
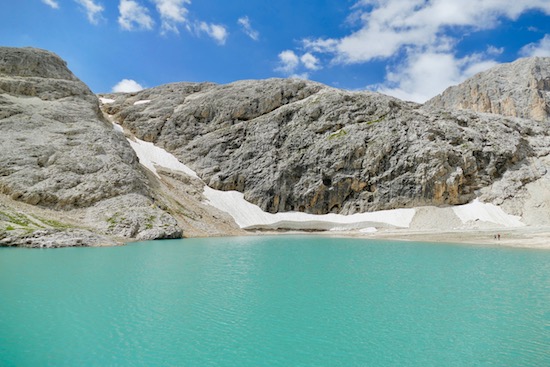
[1,236,549,366]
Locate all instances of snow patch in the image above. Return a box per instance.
[359,227,378,233]
[103,113,124,133]
[122,136,524,232]
[452,199,524,227]
[99,97,115,104]
[127,138,198,179]
[133,100,151,106]
[203,186,415,230]
[122,137,416,231]
[112,122,124,133]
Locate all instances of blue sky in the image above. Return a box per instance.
[1,0,550,102]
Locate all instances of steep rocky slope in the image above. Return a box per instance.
[0,48,145,209]
[0,47,241,247]
[425,57,550,121]
[101,76,549,217]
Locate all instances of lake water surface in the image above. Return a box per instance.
[1,236,549,366]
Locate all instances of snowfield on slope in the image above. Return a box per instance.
[124,130,526,231]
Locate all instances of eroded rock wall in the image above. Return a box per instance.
[0,47,182,244]
[103,78,548,215]
[425,57,550,122]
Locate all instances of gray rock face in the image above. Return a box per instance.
[85,194,182,241]
[0,228,118,248]
[0,47,95,102]
[0,47,78,80]
[0,47,146,208]
[0,47,182,244]
[103,78,549,215]
[425,57,550,121]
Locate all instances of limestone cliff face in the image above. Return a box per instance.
[102,78,547,215]
[0,47,182,244]
[425,57,550,121]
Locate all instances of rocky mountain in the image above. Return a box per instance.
[425,57,550,121]
[101,73,550,218]
[0,47,241,247]
[2,47,550,247]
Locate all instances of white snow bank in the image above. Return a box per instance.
[103,113,124,133]
[99,97,115,104]
[453,199,524,227]
[123,136,523,232]
[123,137,415,230]
[331,226,377,233]
[127,138,198,179]
[203,186,415,230]
[134,100,151,105]
[112,122,124,133]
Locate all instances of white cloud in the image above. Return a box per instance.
[42,0,59,9]
[112,79,145,93]
[304,0,550,64]
[376,50,498,103]
[276,50,323,77]
[277,50,300,73]
[290,73,310,80]
[486,45,504,56]
[300,53,321,70]
[197,22,228,45]
[520,34,550,57]
[293,0,550,102]
[238,16,259,41]
[152,0,190,34]
[303,38,339,54]
[118,0,154,31]
[74,0,104,25]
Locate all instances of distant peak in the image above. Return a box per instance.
[0,46,77,81]
[425,57,550,122]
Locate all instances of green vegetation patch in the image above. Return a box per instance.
[366,113,388,125]
[0,210,32,227]
[145,215,156,229]
[328,129,348,140]
[37,217,72,229]
[107,212,126,229]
